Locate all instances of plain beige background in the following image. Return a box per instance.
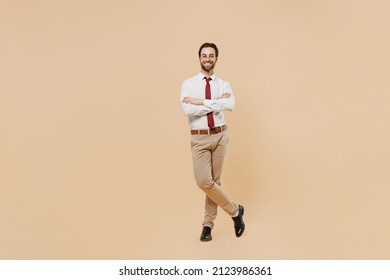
[1,0,390,259]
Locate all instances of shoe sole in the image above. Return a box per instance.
[200,238,212,242]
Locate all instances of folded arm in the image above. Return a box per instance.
[180,80,235,117]
[203,93,235,112]
[181,93,233,116]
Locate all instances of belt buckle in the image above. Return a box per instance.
[209,127,216,135]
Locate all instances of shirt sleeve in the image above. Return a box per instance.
[180,80,212,117]
[203,81,235,112]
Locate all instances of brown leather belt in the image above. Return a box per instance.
[191,125,227,135]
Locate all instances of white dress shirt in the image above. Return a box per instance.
[180,72,235,130]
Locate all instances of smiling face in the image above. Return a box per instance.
[199,47,218,75]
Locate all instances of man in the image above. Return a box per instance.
[180,42,245,242]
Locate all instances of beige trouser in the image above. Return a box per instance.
[191,130,238,229]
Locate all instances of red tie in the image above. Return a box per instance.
[205,77,215,128]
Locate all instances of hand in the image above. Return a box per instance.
[182,97,204,105]
[217,93,231,99]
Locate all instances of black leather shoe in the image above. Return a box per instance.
[200,226,212,242]
[232,205,245,237]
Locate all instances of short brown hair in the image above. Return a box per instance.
[198,42,219,58]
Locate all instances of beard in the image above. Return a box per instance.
[201,62,215,73]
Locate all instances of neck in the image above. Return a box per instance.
[201,69,214,77]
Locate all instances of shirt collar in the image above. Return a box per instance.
[198,72,216,81]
